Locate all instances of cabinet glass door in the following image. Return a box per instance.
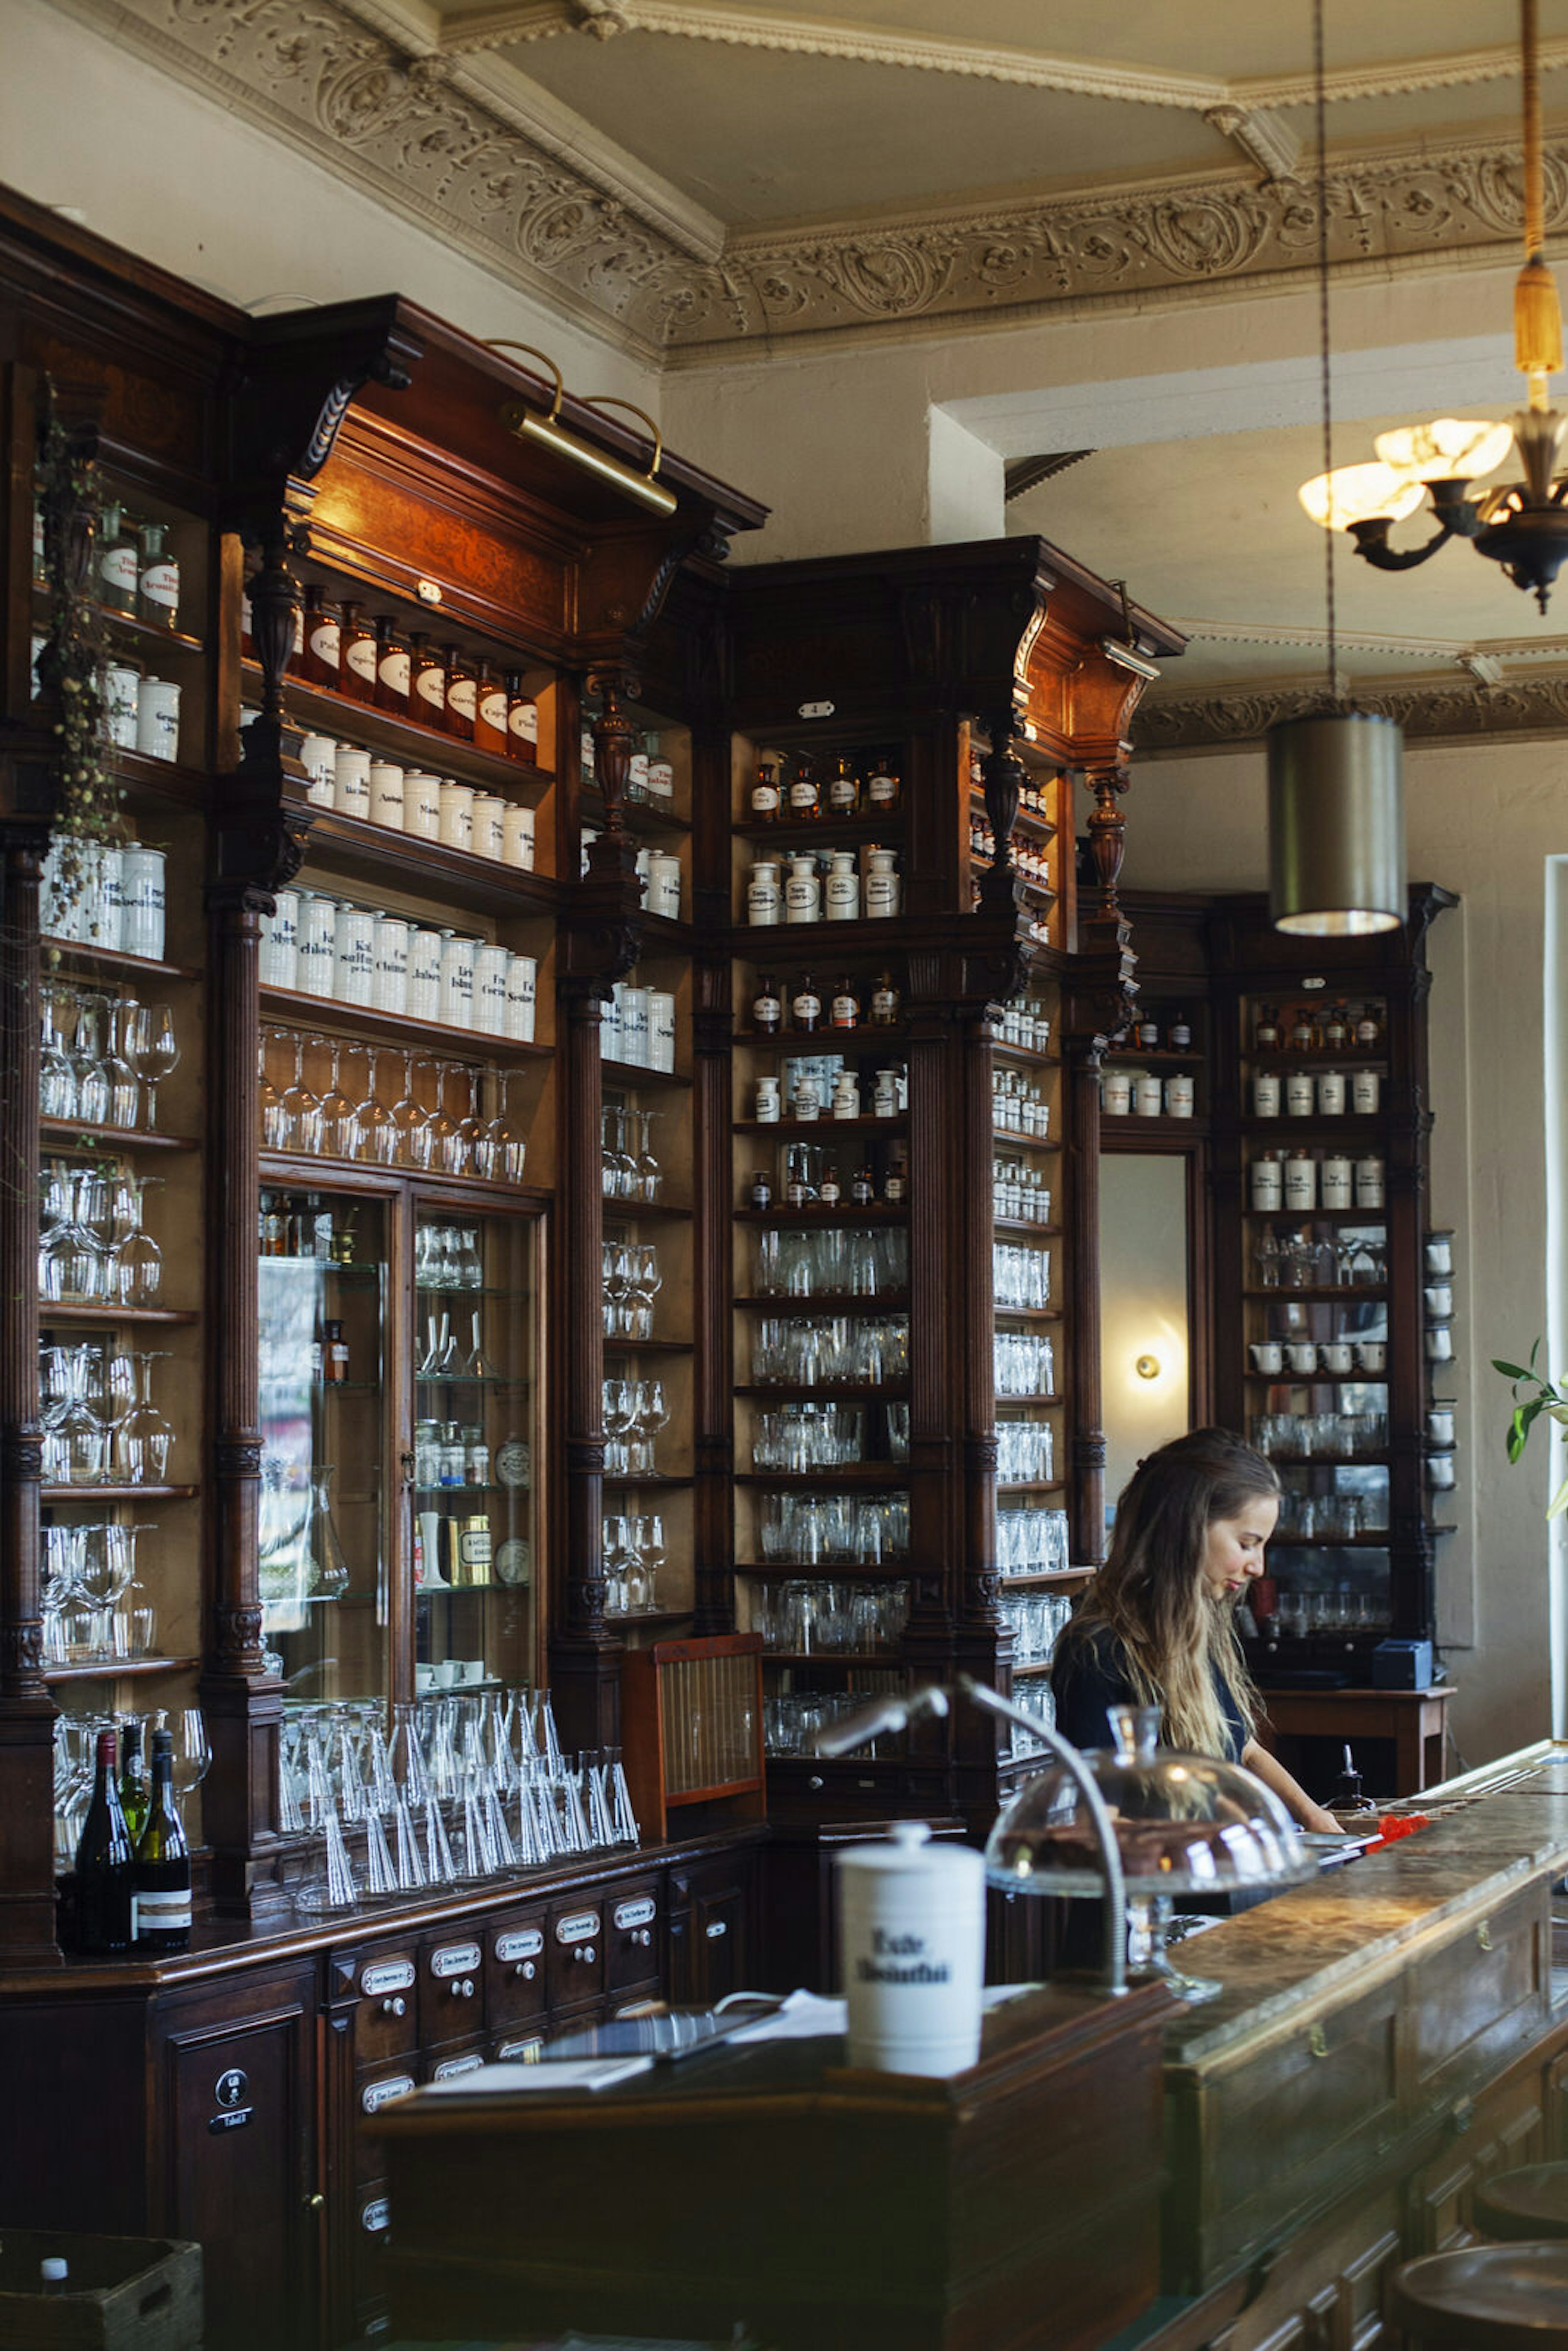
[258,1188,390,1703]
[412,1204,540,1694]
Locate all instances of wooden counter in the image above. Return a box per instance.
[378,1746,1568,2351]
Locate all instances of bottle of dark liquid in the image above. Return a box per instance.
[788,756,820,823]
[750,1170,773,1211]
[791,973,822,1034]
[444,643,477,742]
[72,1728,135,1954]
[118,1720,149,1846]
[1167,1008,1192,1051]
[750,761,780,824]
[830,975,860,1030]
[752,973,782,1036]
[827,756,860,817]
[340,602,377,704]
[323,1318,349,1385]
[1254,1003,1281,1053]
[819,1162,842,1209]
[375,614,412,717]
[411,635,447,729]
[851,1162,876,1207]
[299,583,340,689]
[134,1726,192,1951]
[870,971,901,1027]
[1322,998,1349,1055]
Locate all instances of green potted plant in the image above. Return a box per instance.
[1494,1340,1568,1516]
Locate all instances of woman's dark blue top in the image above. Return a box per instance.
[1049,1622,1247,1762]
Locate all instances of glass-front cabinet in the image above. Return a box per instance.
[257,1179,543,1705]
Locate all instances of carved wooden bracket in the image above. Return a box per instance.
[587,667,641,843]
[1079,761,1131,920]
[977,713,1025,916]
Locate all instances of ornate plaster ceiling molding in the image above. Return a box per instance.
[439,1,1568,114]
[665,134,1568,353]
[45,0,1568,363]
[57,0,705,360]
[1134,668,1568,754]
[1171,616,1568,663]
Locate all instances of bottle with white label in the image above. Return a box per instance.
[1354,1154,1385,1209]
[785,854,821,924]
[1283,1149,1316,1212]
[1253,1071,1281,1117]
[1250,1151,1284,1211]
[1285,1071,1315,1118]
[747,861,781,926]
[865,847,900,918]
[133,1728,191,1950]
[825,849,860,920]
[755,1076,781,1123]
[1352,1068,1381,1114]
[1321,1153,1353,1209]
[100,503,139,616]
[137,521,180,630]
[750,761,780,823]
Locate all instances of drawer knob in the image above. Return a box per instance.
[450,1977,475,1999]
[306,2193,326,2211]
[515,1960,536,1980]
[575,1945,596,1965]
[381,1996,406,2018]
[1477,1921,1494,1952]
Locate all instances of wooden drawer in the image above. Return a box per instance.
[355,2065,420,2184]
[426,2038,488,2088]
[353,2179,392,2316]
[605,1878,664,1997]
[348,1947,419,2067]
[491,2026,547,2064]
[1408,1884,1549,2104]
[1166,1975,1401,2290]
[418,1930,485,2049]
[485,1912,548,2031]
[547,1898,606,2010]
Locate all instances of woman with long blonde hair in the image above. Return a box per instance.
[1050,1428,1338,1832]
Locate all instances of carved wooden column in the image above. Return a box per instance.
[200,522,307,1917]
[1064,763,1139,1570]
[0,824,63,1961]
[549,672,643,1754]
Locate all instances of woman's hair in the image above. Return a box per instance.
[1058,1427,1278,1757]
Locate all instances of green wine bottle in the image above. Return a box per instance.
[118,1721,148,1846]
[72,1728,135,1953]
[133,1728,192,1951]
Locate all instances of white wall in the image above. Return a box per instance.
[3,0,656,407]
[1120,736,1563,1770]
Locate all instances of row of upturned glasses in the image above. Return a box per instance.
[40,1161,163,1308]
[753,1490,910,1566]
[749,1314,908,1386]
[753,1226,906,1298]
[601,1105,663,1203]
[40,983,180,1134]
[260,1028,526,1182]
[41,1343,173,1485]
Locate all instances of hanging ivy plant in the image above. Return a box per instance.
[34,392,121,917]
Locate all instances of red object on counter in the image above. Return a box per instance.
[1367,1812,1430,1849]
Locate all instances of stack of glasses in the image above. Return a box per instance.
[276,1690,639,1914]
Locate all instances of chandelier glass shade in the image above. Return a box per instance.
[1298,2,1568,611]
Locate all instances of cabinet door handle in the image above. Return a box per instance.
[1308,2024,1328,2060]
[1477,1921,1494,1952]
[706,1920,728,1940]
[306,2193,326,2211]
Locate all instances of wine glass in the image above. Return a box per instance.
[633,1378,670,1475]
[108,1170,162,1307]
[634,1109,662,1204]
[318,1037,359,1160]
[39,982,76,1121]
[259,1031,287,1152]
[419,1060,457,1176]
[102,1000,142,1131]
[123,1000,179,1131]
[483,1071,526,1184]
[168,1708,211,1799]
[352,1046,398,1167]
[452,1066,486,1178]
[281,1032,322,1156]
[112,1352,174,1484]
[391,1051,425,1168]
[68,991,111,1128]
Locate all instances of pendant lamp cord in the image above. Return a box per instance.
[1525,0,1543,260]
[1314,0,1337,706]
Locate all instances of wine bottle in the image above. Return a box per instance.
[134,1727,192,1951]
[72,1728,135,1954]
[118,1721,149,1846]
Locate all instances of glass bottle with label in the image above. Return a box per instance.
[852,1163,876,1206]
[100,502,139,617]
[445,643,477,741]
[1322,998,1349,1055]
[871,972,901,1026]
[827,756,860,817]
[1287,1003,1319,1055]
[298,583,340,689]
[884,1151,909,1206]
[411,635,447,729]
[340,601,377,703]
[750,1170,773,1211]
[791,973,822,1034]
[1354,1001,1386,1052]
[1167,1009,1192,1050]
[831,975,860,1030]
[504,675,540,766]
[1254,1004,1281,1053]
[323,1318,349,1385]
[137,522,180,631]
[752,973,782,1036]
[866,760,901,814]
[133,1728,191,1952]
[788,757,820,822]
[1134,1013,1160,1051]
[750,761,780,823]
[474,663,508,756]
[375,614,412,717]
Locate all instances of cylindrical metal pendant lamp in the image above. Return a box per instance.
[1267,710,1406,935]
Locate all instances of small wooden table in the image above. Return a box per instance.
[1255,1684,1455,1795]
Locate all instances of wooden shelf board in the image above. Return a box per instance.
[1244,1207,1389,1225]
[1243,1285,1387,1302]
[999,1568,1095,1590]
[298,808,559,919]
[601,1473,694,1489]
[1103,1049,1207,1068]
[110,749,207,809]
[735,1467,908,1488]
[734,1383,910,1401]
[41,942,202,985]
[580,785,690,838]
[45,1654,200,1683]
[259,983,552,1064]
[39,1302,198,1326]
[991,1218,1061,1238]
[732,1205,908,1226]
[996,1480,1066,1494]
[733,1293,909,1313]
[991,1305,1063,1323]
[736,1024,910,1052]
[600,1200,693,1224]
[601,1060,692,1090]
[601,1336,693,1355]
[989,1128,1059,1153]
[243,660,556,798]
[42,1485,199,1502]
[762,1651,903,1668]
[736,1560,911,1579]
[1245,1055,1390,1075]
[733,1115,907,1137]
[42,1119,199,1154]
[991,1040,1057,1071]
[734,811,907,846]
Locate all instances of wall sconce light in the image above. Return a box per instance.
[486,340,677,516]
[1134,1354,1161,1382]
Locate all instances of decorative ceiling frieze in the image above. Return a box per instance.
[1134,669,1568,754]
[45,0,1568,361]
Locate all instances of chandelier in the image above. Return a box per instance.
[1300,0,1568,612]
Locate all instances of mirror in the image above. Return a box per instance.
[1099,1153,1192,1523]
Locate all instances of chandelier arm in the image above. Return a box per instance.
[1345,516,1463,572]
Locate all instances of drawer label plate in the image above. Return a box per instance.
[362,1959,415,1997]
[430,1941,482,1979]
[556,1911,601,1946]
[494,1928,544,1964]
[614,1897,657,1931]
[432,2052,486,2082]
[362,2075,416,2115]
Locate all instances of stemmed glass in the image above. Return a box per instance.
[391,1051,426,1169]
[318,1038,359,1160]
[630,1244,662,1340]
[633,1379,669,1474]
[108,1170,162,1306]
[419,1060,457,1176]
[453,1067,486,1178]
[485,1071,526,1184]
[281,1032,322,1155]
[259,1032,287,1152]
[353,1046,398,1167]
[123,1000,179,1131]
[68,993,111,1128]
[601,1105,632,1200]
[102,1000,142,1131]
[602,1379,635,1477]
[40,982,76,1120]
[113,1353,174,1484]
[634,1110,662,1204]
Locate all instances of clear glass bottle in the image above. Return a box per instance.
[138,521,180,631]
[99,502,139,616]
